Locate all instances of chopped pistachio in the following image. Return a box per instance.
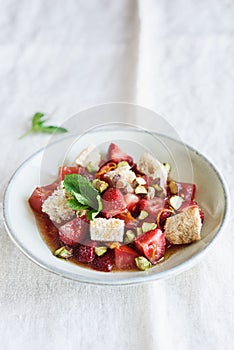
[135,185,148,195]
[138,210,149,220]
[152,184,165,197]
[117,161,130,169]
[94,246,107,256]
[86,162,98,173]
[168,180,178,195]
[169,195,184,210]
[163,162,171,173]
[142,222,157,233]
[147,186,155,199]
[54,246,73,259]
[109,241,121,249]
[59,180,64,190]
[136,227,143,236]
[92,178,109,193]
[135,256,152,271]
[135,177,147,185]
[124,230,136,244]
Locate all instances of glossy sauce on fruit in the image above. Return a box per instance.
[29,143,204,273]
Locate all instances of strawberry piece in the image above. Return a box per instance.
[134,228,166,264]
[115,245,139,270]
[139,198,165,221]
[115,212,138,229]
[107,143,133,164]
[75,243,95,263]
[59,217,88,246]
[157,209,174,230]
[177,200,204,222]
[168,181,196,201]
[124,193,140,213]
[91,249,114,272]
[58,165,95,182]
[28,182,58,213]
[58,166,82,182]
[102,188,127,218]
[96,161,117,181]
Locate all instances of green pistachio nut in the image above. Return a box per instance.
[94,246,108,256]
[124,230,136,244]
[54,246,73,259]
[138,210,149,220]
[135,256,152,271]
[92,179,109,193]
[142,222,157,233]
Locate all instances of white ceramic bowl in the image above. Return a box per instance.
[3,129,230,285]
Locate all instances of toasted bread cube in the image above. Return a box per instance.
[138,153,168,194]
[164,207,202,244]
[90,218,125,242]
[42,189,75,224]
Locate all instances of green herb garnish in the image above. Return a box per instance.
[19,112,68,138]
[63,174,102,220]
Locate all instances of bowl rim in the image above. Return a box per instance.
[3,131,231,286]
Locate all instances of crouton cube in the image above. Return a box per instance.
[164,207,202,244]
[90,218,125,242]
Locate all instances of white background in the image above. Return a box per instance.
[0,1,233,349]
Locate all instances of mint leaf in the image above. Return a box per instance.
[86,209,99,221]
[73,192,90,206]
[64,174,103,219]
[19,112,68,139]
[78,177,101,211]
[66,198,89,211]
[36,125,68,134]
[63,174,81,193]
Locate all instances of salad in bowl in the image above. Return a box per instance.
[28,143,204,273]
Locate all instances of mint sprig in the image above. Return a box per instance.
[19,112,68,139]
[63,174,102,220]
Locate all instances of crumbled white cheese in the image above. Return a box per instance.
[104,165,136,185]
[74,144,101,170]
[90,218,125,242]
[42,189,75,224]
[138,153,168,194]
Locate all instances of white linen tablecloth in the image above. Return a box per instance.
[0,1,233,349]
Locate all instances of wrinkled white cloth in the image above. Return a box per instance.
[0,1,233,349]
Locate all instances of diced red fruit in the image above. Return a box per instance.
[28,182,58,213]
[101,188,127,218]
[139,198,165,221]
[75,243,95,263]
[107,143,133,164]
[124,193,140,213]
[177,200,204,222]
[58,165,95,182]
[115,212,138,229]
[96,161,117,181]
[91,249,114,272]
[58,166,82,181]
[134,228,166,264]
[58,217,88,246]
[168,181,196,201]
[199,208,205,222]
[176,200,196,212]
[114,245,139,270]
[157,209,174,230]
